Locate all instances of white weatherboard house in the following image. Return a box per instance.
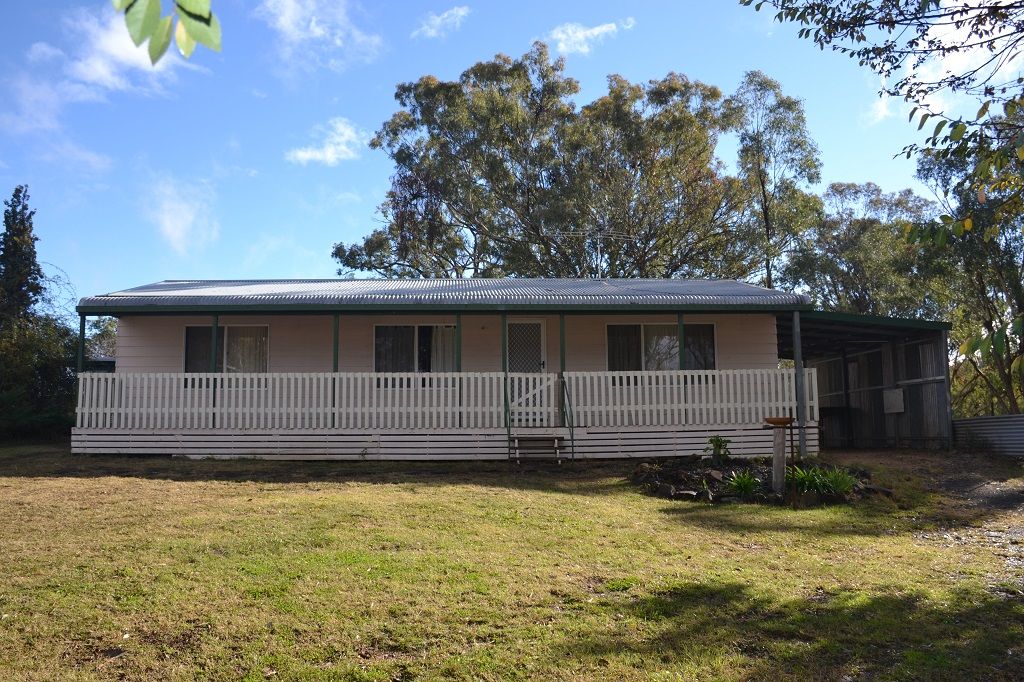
[71,278,952,459]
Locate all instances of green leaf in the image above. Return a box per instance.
[176,0,211,16]
[977,101,990,119]
[949,122,968,141]
[992,329,1007,356]
[1012,316,1023,336]
[917,113,930,130]
[148,15,173,64]
[1012,355,1024,377]
[939,214,954,224]
[175,18,196,58]
[933,120,947,138]
[908,107,918,123]
[111,0,132,10]
[1016,144,1024,161]
[179,10,221,52]
[125,0,162,46]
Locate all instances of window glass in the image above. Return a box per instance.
[607,325,642,371]
[606,323,716,371]
[684,324,716,370]
[644,324,679,370]
[185,326,224,372]
[426,325,456,372]
[375,326,416,372]
[225,326,268,372]
[185,326,268,373]
[377,325,456,372]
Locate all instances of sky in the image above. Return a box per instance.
[0,0,956,315]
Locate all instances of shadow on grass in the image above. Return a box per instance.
[556,580,1024,680]
[0,443,635,496]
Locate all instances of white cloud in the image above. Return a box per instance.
[147,177,220,256]
[39,139,113,173]
[255,0,383,74]
[26,42,64,63]
[285,117,368,166]
[548,17,635,55]
[411,6,470,39]
[1,7,193,140]
[63,8,191,94]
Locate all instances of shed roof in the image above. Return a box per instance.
[77,278,812,314]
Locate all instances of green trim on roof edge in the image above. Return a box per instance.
[797,310,951,331]
[76,302,815,315]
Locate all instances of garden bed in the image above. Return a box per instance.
[630,455,884,506]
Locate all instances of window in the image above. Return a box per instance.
[375,325,456,372]
[607,324,715,371]
[185,326,268,373]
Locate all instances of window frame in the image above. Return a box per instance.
[183,324,270,373]
[373,323,457,373]
[604,321,718,371]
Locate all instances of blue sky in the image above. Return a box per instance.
[0,1,940,313]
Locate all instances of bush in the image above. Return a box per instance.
[786,465,858,501]
[725,470,761,499]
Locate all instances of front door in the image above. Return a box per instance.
[507,321,545,372]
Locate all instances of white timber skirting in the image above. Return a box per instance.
[70,423,819,460]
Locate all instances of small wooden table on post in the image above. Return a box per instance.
[764,417,794,495]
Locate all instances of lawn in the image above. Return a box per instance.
[1,445,1022,681]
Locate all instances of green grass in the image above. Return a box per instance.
[0,444,1022,680]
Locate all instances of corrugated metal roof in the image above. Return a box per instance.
[78,278,811,311]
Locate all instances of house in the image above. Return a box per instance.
[71,278,952,459]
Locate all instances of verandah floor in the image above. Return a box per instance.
[1,444,1022,680]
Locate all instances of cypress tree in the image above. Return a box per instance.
[0,185,44,323]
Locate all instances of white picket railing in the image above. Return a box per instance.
[562,368,818,428]
[75,368,816,431]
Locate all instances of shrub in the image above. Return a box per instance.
[704,435,732,466]
[819,469,858,497]
[786,465,858,500]
[725,470,761,499]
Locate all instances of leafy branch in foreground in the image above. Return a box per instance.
[743,0,1024,376]
[111,0,221,64]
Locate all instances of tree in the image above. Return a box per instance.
[740,1,1024,239]
[112,0,221,65]
[0,185,44,323]
[0,186,77,436]
[88,317,118,360]
[335,43,756,279]
[919,151,1024,414]
[781,182,951,317]
[731,70,822,289]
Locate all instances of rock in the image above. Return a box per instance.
[708,470,724,482]
[657,482,675,498]
[674,490,698,500]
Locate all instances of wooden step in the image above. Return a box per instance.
[511,434,565,459]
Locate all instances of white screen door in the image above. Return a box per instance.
[507,322,545,372]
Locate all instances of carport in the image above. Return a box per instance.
[779,311,952,449]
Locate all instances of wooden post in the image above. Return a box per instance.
[793,310,808,457]
[209,314,219,373]
[77,314,86,373]
[677,312,685,370]
[939,329,953,449]
[773,426,786,495]
[332,313,340,372]
[501,312,510,453]
[559,313,566,426]
[455,313,463,372]
[840,346,852,448]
